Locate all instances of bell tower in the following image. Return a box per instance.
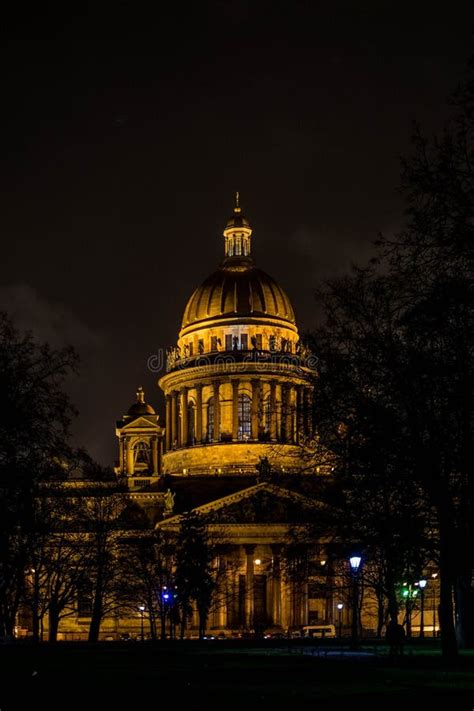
[115,387,164,489]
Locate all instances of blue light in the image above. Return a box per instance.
[349,556,362,572]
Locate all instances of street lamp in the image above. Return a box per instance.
[337,603,344,638]
[418,579,427,638]
[349,556,362,649]
[431,572,438,637]
[139,605,145,641]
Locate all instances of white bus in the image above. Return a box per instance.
[302,625,336,638]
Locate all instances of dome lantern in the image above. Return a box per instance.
[223,192,252,259]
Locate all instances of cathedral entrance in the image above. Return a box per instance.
[231,574,268,631]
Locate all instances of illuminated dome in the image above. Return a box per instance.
[159,194,317,479]
[127,387,155,417]
[181,193,296,333]
[182,258,296,329]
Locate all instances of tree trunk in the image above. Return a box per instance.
[160,609,167,640]
[198,608,207,639]
[455,572,474,649]
[385,567,399,624]
[0,601,16,641]
[180,612,187,640]
[88,591,103,643]
[31,605,40,644]
[148,611,157,641]
[376,593,385,638]
[48,604,60,643]
[146,591,156,641]
[438,527,458,658]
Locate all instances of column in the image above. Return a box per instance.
[213,381,220,442]
[181,387,189,446]
[276,384,282,441]
[296,385,304,443]
[304,387,313,438]
[324,560,333,624]
[251,379,260,441]
[170,392,178,448]
[271,545,282,627]
[196,383,203,443]
[119,437,124,474]
[158,436,163,474]
[280,577,290,631]
[270,381,277,441]
[126,439,134,475]
[152,437,158,474]
[285,385,293,443]
[217,554,227,629]
[244,545,255,629]
[165,395,171,451]
[232,380,239,441]
[300,582,309,626]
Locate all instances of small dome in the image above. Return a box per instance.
[224,212,251,232]
[182,260,296,329]
[128,387,155,417]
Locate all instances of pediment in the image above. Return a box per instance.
[120,416,161,432]
[158,482,322,526]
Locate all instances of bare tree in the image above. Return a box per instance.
[0,313,77,639]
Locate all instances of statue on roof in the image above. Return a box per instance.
[256,456,272,481]
[163,488,176,515]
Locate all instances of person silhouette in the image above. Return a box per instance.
[386,619,406,658]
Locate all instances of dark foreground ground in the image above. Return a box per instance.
[1,640,474,710]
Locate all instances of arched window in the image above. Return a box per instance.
[133,441,151,471]
[206,397,214,441]
[187,403,196,444]
[238,393,252,440]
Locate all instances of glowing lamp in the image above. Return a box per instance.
[349,556,362,572]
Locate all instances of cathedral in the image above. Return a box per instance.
[35,197,352,641]
[109,195,337,636]
[16,197,437,642]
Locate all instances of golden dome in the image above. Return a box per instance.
[181,257,296,329]
[127,387,156,417]
[224,211,251,232]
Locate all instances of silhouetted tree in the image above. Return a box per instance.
[128,531,176,640]
[77,487,146,642]
[175,512,217,639]
[0,313,77,639]
[309,60,474,658]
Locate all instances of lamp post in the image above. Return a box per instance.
[402,583,417,638]
[418,579,427,638]
[349,555,362,649]
[139,605,145,642]
[337,603,344,638]
[162,590,170,639]
[431,572,438,637]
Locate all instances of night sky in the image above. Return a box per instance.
[1,1,473,464]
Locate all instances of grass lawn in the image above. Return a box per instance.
[1,640,474,710]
